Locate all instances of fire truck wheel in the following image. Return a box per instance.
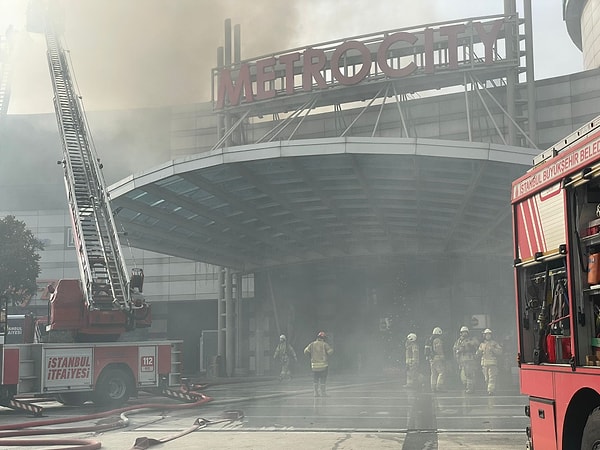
[93,367,132,407]
[56,392,90,406]
[581,407,600,449]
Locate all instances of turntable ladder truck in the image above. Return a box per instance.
[0,6,182,415]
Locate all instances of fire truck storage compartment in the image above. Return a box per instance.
[579,220,600,365]
[528,397,559,450]
[586,218,600,285]
[12,344,42,395]
[518,259,572,365]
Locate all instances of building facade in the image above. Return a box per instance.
[2,7,600,376]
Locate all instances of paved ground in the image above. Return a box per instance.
[0,374,529,449]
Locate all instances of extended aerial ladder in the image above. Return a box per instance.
[29,3,150,340]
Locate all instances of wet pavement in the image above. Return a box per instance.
[0,374,529,449]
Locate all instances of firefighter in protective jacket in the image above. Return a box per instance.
[476,328,503,395]
[425,327,446,392]
[273,334,297,381]
[453,326,479,393]
[404,333,421,388]
[304,331,333,397]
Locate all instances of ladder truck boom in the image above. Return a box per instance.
[0,3,179,414]
[32,3,150,340]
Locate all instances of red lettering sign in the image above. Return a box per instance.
[512,135,600,201]
[46,355,91,380]
[331,41,371,85]
[215,19,506,109]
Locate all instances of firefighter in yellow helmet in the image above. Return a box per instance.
[304,331,333,397]
[404,333,421,388]
[476,328,503,395]
[453,326,479,393]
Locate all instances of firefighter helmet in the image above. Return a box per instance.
[407,333,417,342]
[460,326,469,333]
[483,328,492,334]
[432,327,442,335]
[317,331,326,339]
[280,334,286,341]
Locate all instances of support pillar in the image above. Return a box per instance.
[217,267,225,376]
[234,272,246,375]
[225,268,234,377]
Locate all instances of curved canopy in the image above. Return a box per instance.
[109,137,536,271]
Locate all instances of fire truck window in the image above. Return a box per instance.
[579,183,600,236]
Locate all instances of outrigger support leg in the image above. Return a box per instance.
[0,398,43,417]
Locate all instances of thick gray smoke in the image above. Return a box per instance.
[4,0,513,114]
[7,0,304,113]
[61,0,304,110]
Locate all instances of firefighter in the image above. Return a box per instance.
[426,327,446,392]
[404,333,421,388]
[476,328,503,395]
[453,326,479,393]
[273,334,297,381]
[304,331,333,397]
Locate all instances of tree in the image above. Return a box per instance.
[0,215,44,307]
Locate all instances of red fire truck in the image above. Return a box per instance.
[0,3,182,414]
[513,115,600,449]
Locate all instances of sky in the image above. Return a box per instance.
[0,0,584,114]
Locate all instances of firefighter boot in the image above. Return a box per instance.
[314,383,320,397]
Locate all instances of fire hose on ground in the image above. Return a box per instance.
[130,410,244,450]
[0,388,246,449]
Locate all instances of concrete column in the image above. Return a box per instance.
[217,267,225,359]
[234,272,247,375]
[214,267,226,377]
[225,268,234,377]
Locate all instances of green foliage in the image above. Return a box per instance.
[0,215,44,307]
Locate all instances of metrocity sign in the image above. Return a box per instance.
[214,16,511,110]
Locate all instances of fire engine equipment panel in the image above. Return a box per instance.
[513,126,600,369]
[576,180,600,364]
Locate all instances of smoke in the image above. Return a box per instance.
[3,0,513,114]
[62,0,304,110]
[5,0,304,113]
[2,1,583,114]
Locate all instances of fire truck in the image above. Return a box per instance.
[513,115,600,449]
[0,3,181,414]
